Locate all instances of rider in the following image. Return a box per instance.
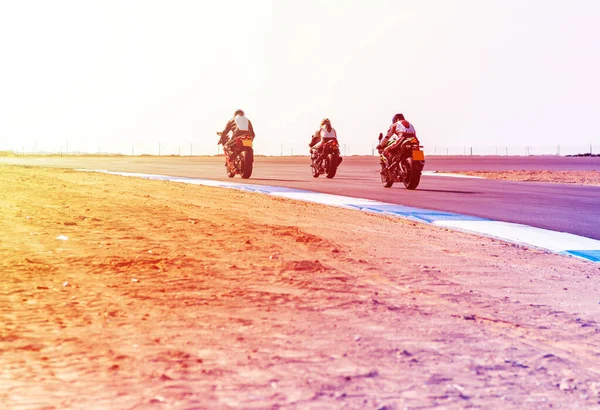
[218,109,255,156]
[309,118,342,164]
[377,113,418,169]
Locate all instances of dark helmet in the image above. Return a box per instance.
[234,109,245,117]
[392,113,405,123]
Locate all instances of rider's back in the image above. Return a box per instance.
[395,120,416,136]
[320,127,337,140]
[234,115,250,132]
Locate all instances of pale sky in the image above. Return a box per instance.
[1,0,599,156]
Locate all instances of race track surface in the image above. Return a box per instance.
[3,155,600,240]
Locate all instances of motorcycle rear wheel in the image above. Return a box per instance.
[403,157,421,190]
[326,153,337,179]
[240,150,253,179]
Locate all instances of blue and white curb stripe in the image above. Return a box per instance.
[81,170,600,263]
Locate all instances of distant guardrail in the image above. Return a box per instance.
[2,143,598,157]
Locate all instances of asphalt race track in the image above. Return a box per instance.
[3,155,600,240]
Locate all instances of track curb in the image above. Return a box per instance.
[82,170,600,263]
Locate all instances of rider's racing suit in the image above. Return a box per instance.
[379,119,417,168]
[310,126,338,160]
[219,115,256,154]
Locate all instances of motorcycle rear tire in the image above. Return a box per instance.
[403,157,421,190]
[240,150,253,179]
[326,153,337,179]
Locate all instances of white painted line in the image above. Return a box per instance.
[434,220,600,253]
[270,191,384,206]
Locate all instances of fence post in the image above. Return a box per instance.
[470,147,473,156]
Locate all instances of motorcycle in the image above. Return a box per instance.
[310,139,342,179]
[378,133,425,189]
[217,132,254,179]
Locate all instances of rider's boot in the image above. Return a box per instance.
[380,155,390,173]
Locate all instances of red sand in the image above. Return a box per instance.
[453,170,600,185]
[1,164,600,409]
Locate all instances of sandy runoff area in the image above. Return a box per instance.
[1,164,600,409]
[451,170,600,185]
